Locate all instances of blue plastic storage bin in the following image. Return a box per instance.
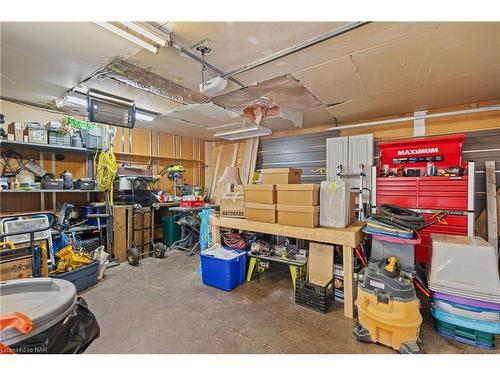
[431,307,500,334]
[50,259,99,293]
[79,205,106,226]
[200,249,247,291]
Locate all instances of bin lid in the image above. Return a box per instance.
[0,278,77,346]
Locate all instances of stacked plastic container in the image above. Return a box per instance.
[429,234,500,349]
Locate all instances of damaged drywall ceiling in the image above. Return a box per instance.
[0,22,142,106]
[212,74,322,128]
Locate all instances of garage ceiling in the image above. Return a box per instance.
[1,21,499,139]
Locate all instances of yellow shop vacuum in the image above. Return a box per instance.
[353,257,422,354]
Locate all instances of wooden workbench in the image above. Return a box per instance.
[209,216,364,319]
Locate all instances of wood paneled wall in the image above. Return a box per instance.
[112,128,204,193]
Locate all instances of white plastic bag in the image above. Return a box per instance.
[203,243,241,260]
[320,180,349,228]
[92,246,109,280]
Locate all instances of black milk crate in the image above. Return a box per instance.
[295,278,335,313]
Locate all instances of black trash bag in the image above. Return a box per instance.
[9,297,100,354]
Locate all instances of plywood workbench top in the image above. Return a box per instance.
[209,216,364,248]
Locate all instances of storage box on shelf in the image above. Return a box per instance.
[27,123,47,144]
[244,184,276,204]
[220,191,245,219]
[7,122,26,141]
[276,184,319,205]
[261,168,302,184]
[276,204,319,228]
[244,203,277,223]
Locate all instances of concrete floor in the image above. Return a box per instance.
[82,251,499,354]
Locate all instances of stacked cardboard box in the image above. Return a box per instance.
[276,184,320,228]
[244,184,276,223]
[261,168,302,184]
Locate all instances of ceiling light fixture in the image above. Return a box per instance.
[119,22,168,47]
[63,95,87,107]
[214,125,272,140]
[136,111,157,122]
[94,22,159,53]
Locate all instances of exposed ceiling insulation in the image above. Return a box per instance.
[97,58,208,105]
[82,77,184,114]
[212,74,322,127]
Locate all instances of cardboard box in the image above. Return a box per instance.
[276,184,319,205]
[276,204,319,228]
[245,203,276,223]
[308,242,334,287]
[8,122,26,141]
[261,168,302,184]
[27,123,47,144]
[244,184,276,204]
[220,191,245,218]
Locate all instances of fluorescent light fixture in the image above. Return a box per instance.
[136,111,157,122]
[63,95,87,107]
[214,125,272,140]
[119,22,168,47]
[94,22,159,53]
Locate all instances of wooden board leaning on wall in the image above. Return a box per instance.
[205,137,259,205]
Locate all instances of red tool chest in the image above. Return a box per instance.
[372,135,474,264]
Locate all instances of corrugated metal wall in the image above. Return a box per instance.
[257,129,500,216]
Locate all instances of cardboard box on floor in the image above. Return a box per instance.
[220,191,245,218]
[308,242,334,287]
[245,202,277,223]
[261,168,302,184]
[276,184,320,205]
[276,204,319,228]
[244,184,276,204]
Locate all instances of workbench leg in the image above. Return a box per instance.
[247,258,257,282]
[210,224,221,246]
[343,245,356,319]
